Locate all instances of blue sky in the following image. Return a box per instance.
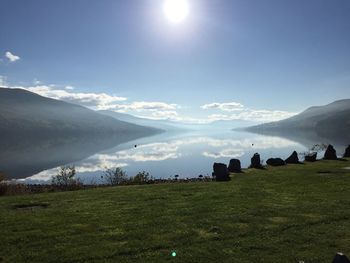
[1,0,350,123]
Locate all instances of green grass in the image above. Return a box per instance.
[1,160,350,262]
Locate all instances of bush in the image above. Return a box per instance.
[132,171,153,184]
[103,167,128,185]
[51,166,82,190]
[0,172,7,196]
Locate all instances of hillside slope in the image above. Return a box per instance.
[0,87,161,138]
[246,99,350,139]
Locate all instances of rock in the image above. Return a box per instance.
[344,145,350,158]
[332,253,350,263]
[305,152,317,162]
[250,153,263,169]
[213,163,230,181]
[324,144,338,160]
[266,158,286,166]
[285,151,300,164]
[228,159,242,173]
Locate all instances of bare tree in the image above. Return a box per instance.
[51,166,81,189]
[103,167,127,185]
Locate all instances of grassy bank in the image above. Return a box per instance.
[1,159,350,262]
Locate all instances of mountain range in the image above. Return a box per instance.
[98,110,185,131]
[0,87,161,140]
[2,87,349,143]
[245,99,350,144]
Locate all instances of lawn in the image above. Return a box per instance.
[1,159,350,262]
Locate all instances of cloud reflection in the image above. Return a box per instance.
[24,133,300,182]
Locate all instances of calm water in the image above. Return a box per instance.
[2,129,348,184]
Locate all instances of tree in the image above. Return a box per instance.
[133,171,153,184]
[0,172,7,196]
[0,172,5,183]
[103,167,127,185]
[51,166,80,189]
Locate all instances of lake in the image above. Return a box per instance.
[1,129,348,184]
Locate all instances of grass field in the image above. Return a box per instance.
[1,159,350,262]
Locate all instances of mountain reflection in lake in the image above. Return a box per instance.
[1,130,313,184]
[3,129,348,184]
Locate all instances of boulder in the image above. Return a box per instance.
[228,159,242,173]
[332,253,350,263]
[305,152,317,162]
[285,151,300,164]
[250,153,263,169]
[344,145,350,158]
[213,163,230,181]
[324,144,338,160]
[266,158,286,166]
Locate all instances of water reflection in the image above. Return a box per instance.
[0,133,158,180]
[15,131,307,184]
[5,129,348,184]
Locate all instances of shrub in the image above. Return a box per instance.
[103,167,127,185]
[0,172,7,196]
[132,171,153,184]
[51,166,81,190]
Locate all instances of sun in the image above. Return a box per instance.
[163,0,190,24]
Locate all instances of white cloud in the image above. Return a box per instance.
[8,83,186,122]
[201,102,244,112]
[12,85,127,108]
[202,101,297,122]
[207,109,296,122]
[5,80,296,124]
[150,110,179,119]
[207,114,236,121]
[5,51,20,62]
[202,149,244,159]
[100,101,178,112]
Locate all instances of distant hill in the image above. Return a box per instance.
[99,110,257,131]
[0,88,162,139]
[98,110,184,131]
[245,99,350,141]
[209,119,258,129]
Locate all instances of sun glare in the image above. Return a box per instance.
[163,0,190,24]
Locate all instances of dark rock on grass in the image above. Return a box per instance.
[266,158,286,166]
[250,153,263,169]
[285,151,301,164]
[324,144,338,160]
[228,159,242,173]
[332,253,350,263]
[305,152,317,162]
[213,163,230,181]
[344,145,350,158]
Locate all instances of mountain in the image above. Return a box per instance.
[209,119,258,129]
[98,110,186,131]
[245,99,350,142]
[99,110,257,131]
[0,87,162,139]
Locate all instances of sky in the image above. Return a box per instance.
[1,0,350,123]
